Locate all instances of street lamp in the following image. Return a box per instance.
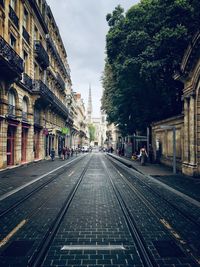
[160,125,176,174]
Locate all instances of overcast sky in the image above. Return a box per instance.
[47,0,140,117]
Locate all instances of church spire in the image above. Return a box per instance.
[87,84,92,124]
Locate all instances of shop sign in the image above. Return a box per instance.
[61,127,69,135]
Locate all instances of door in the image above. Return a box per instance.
[7,126,15,165]
[34,130,40,159]
[21,128,28,162]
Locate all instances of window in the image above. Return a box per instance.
[34,26,38,40]
[8,90,16,115]
[10,0,16,11]
[23,51,28,73]
[23,7,28,29]
[22,98,28,120]
[10,34,16,49]
[34,63,39,79]
[22,98,28,113]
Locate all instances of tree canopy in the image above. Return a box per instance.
[102,0,200,135]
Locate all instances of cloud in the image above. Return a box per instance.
[47,0,139,116]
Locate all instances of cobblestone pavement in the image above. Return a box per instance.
[0,153,199,266]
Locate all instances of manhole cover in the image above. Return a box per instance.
[1,240,34,257]
[153,240,185,257]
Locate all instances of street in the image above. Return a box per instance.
[0,152,199,267]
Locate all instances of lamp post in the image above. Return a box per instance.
[160,125,176,174]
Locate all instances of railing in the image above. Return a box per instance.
[0,36,24,75]
[57,72,65,91]
[34,40,49,69]
[22,111,28,121]
[0,0,4,8]
[22,73,32,89]
[9,5,19,28]
[8,104,15,117]
[46,35,69,78]
[22,26,30,44]
[33,80,69,118]
[29,0,48,34]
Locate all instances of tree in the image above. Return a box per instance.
[102,0,199,135]
[88,124,95,143]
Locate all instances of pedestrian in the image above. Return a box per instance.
[50,148,55,161]
[62,146,66,160]
[139,146,148,166]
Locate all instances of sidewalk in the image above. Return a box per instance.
[109,153,200,202]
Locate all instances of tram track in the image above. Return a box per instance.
[107,154,200,265]
[0,155,86,219]
[101,157,156,267]
[27,155,92,267]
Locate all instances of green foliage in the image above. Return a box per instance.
[88,124,95,142]
[102,0,199,134]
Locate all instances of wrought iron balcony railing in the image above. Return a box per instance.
[0,36,24,79]
[22,73,32,89]
[9,5,19,29]
[57,72,65,91]
[22,27,30,44]
[34,40,49,69]
[29,0,48,34]
[8,104,16,117]
[22,111,28,121]
[0,0,4,8]
[33,80,69,119]
[46,35,69,78]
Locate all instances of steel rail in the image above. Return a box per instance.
[107,155,200,265]
[0,156,85,219]
[108,155,200,229]
[27,155,92,267]
[101,158,156,267]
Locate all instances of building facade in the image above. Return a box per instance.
[151,32,200,177]
[0,0,83,170]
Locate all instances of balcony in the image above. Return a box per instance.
[8,104,16,117]
[34,40,49,69]
[57,72,65,91]
[0,36,24,81]
[22,73,32,90]
[9,5,19,29]
[33,80,69,119]
[22,27,30,44]
[46,35,69,78]
[29,0,48,34]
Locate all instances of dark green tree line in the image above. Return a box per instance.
[101,0,200,135]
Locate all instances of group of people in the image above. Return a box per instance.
[50,147,79,161]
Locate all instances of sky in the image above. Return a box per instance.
[47,0,140,117]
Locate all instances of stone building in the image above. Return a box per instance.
[0,0,75,169]
[70,93,88,148]
[152,31,200,177]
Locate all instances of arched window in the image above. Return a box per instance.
[22,97,28,120]
[8,90,16,116]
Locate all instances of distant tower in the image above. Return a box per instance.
[87,84,92,124]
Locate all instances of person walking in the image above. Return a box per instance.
[62,146,66,160]
[139,146,148,166]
